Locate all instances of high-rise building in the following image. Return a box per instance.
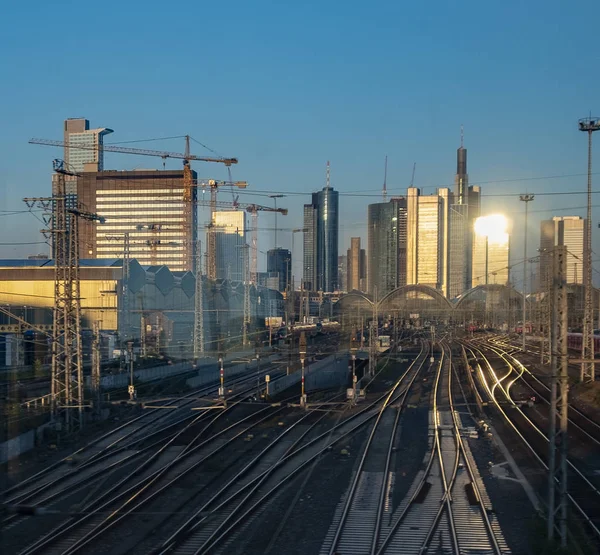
[448,132,481,295]
[76,169,197,271]
[63,118,113,173]
[367,198,408,296]
[267,248,291,292]
[212,210,247,281]
[406,187,446,290]
[302,166,339,292]
[472,215,510,286]
[347,237,366,292]
[539,216,585,287]
[303,203,317,291]
[338,255,348,292]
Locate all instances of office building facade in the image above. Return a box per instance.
[303,184,339,292]
[540,216,585,287]
[63,118,114,173]
[212,210,247,282]
[338,255,347,292]
[75,169,197,271]
[367,198,407,296]
[406,187,446,290]
[472,215,510,286]
[267,248,291,292]
[347,237,366,292]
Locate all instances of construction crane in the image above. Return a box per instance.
[199,179,248,278]
[29,136,238,166]
[245,204,288,284]
[31,135,242,273]
[198,199,287,284]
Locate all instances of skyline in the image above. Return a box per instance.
[2,1,600,289]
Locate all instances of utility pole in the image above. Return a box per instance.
[299,331,307,407]
[140,314,147,358]
[243,245,251,346]
[578,116,600,382]
[539,248,552,365]
[193,238,204,359]
[520,194,534,351]
[350,331,358,404]
[369,288,378,376]
[547,245,569,546]
[128,341,135,400]
[91,321,101,413]
[24,159,103,432]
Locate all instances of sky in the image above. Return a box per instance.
[1,0,600,288]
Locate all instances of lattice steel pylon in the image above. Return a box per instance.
[193,238,205,359]
[548,245,569,546]
[24,159,104,432]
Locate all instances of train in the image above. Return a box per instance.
[566,332,600,353]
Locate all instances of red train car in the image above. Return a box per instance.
[566,333,600,352]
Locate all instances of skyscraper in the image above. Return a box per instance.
[75,169,197,271]
[367,198,407,296]
[472,215,510,286]
[302,163,339,292]
[63,118,113,172]
[212,210,247,281]
[347,237,366,292]
[448,131,481,294]
[267,248,291,292]
[540,216,585,286]
[338,255,348,292]
[406,187,446,290]
[303,203,317,291]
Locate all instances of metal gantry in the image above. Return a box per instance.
[548,245,569,546]
[578,116,600,382]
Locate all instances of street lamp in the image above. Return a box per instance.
[578,116,600,382]
[519,194,534,351]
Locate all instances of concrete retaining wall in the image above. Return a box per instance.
[0,430,35,464]
[268,355,350,397]
[186,354,280,389]
[84,350,268,390]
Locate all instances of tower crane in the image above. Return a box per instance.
[30,135,242,272]
[245,204,288,284]
[198,200,287,284]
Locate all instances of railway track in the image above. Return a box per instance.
[11,381,298,555]
[1,365,289,549]
[156,344,427,555]
[483,336,600,445]
[464,340,600,545]
[362,342,507,555]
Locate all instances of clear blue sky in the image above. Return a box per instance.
[2,0,599,287]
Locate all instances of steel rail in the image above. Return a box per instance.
[17,376,291,555]
[446,342,503,555]
[2,362,285,506]
[326,343,429,555]
[465,342,600,541]
[161,344,427,555]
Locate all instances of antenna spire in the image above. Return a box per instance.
[382,155,388,202]
[460,124,464,148]
[326,160,330,189]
